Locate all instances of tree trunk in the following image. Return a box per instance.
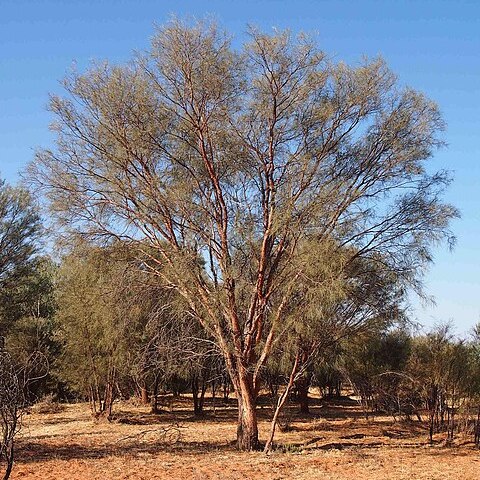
[89,385,97,414]
[192,376,206,416]
[2,438,14,480]
[211,380,216,415]
[151,376,160,414]
[237,395,259,451]
[296,374,310,414]
[264,352,301,453]
[235,373,260,451]
[223,377,230,402]
[140,385,149,405]
[334,379,341,398]
[199,379,207,414]
[103,380,114,417]
[428,384,438,443]
[474,405,480,447]
[98,366,115,419]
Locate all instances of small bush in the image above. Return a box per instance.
[32,394,65,414]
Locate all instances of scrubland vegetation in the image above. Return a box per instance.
[1,18,478,479]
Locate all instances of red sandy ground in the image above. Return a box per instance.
[9,396,480,479]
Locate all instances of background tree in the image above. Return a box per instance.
[138,304,220,416]
[0,350,22,480]
[406,324,473,443]
[293,249,407,416]
[0,348,48,480]
[470,324,480,447]
[0,178,48,478]
[343,328,413,419]
[0,178,42,337]
[54,243,134,417]
[30,19,457,450]
[3,256,57,402]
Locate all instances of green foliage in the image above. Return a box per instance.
[54,243,129,403]
[27,18,458,448]
[30,19,457,347]
[0,179,42,335]
[4,256,58,398]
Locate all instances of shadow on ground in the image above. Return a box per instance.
[16,395,477,465]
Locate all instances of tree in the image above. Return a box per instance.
[54,243,133,417]
[0,349,48,480]
[470,325,480,447]
[342,328,414,420]
[141,311,221,416]
[406,325,474,443]
[30,19,457,450]
[0,350,22,480]
[296,249,407,415]
[0,179,48,477]
[0,179,42,336]
[4,256,58,402]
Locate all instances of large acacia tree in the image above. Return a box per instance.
[30,20,457,450]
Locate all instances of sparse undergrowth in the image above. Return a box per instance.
[30,394,65,415]
[8,397,480,480]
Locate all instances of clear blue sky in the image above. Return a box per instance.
[1,0,479,334]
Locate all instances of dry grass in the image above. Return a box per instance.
[9,396,480,479]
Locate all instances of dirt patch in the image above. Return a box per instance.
[9,399,480,479]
